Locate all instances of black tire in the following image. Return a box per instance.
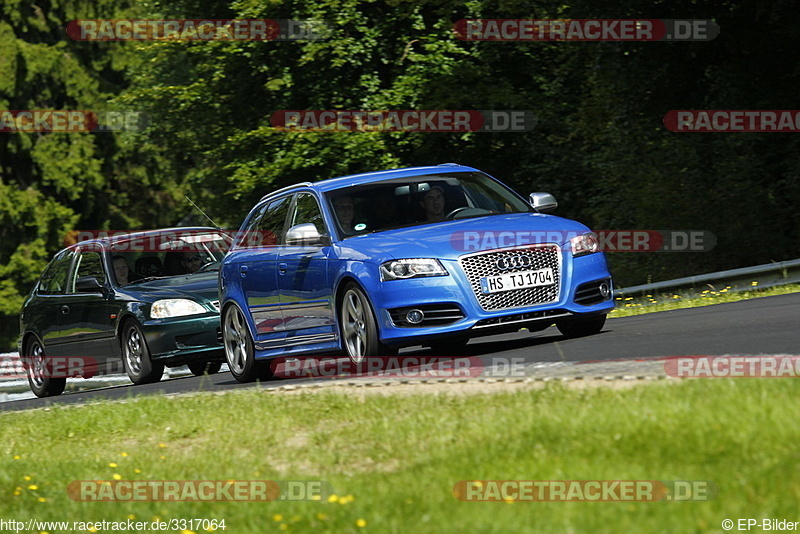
[556,315,607,338]
[222,304,273,382]
[338,282,396,364]
[121,320,164,384]
[24,337,66,398]
[188,361,222,376]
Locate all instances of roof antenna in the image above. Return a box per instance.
[185,195,220,228]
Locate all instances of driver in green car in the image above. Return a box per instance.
[180,250,206,273]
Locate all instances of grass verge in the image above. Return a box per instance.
[2,379,799,533]
[610,283,800,317]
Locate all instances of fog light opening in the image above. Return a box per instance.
[599,283,611,299]
[406,309,425,325]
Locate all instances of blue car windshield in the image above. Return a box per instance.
[325,172,532,237]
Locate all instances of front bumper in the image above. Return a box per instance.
[141,314,224,365]
[372,251,613,346]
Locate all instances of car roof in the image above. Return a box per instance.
[259,163,480,202]
[64,226,225,251]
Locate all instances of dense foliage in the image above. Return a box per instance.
[1,0,798,348]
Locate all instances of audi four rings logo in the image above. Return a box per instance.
[496,255,532,270]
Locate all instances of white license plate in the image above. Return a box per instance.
[480,268,555,294]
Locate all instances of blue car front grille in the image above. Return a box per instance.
[458,244,561,311]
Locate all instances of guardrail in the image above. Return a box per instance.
[615,258,800,297]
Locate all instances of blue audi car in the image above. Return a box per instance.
[219,164,613,382]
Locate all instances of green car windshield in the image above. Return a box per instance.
[109,230,231,285]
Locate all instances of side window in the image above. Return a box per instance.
[253,196,291,247]
[37,250,75,295]
[291,193,327,235]
[69,251,106,293]
[236,203,268,248]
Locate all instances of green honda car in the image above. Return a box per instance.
[18,227,231,397]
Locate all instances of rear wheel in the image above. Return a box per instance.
[25,337,66,398]
[339,283,396,364]
[188,361,222,376]
[122,320,164,384]
[223,304,273,382]
[556,315,607,338]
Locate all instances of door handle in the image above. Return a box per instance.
[278,262,288,274]
[61,305,70,314]
[240,265,248,278]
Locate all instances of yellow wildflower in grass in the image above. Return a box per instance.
[158,443,167,448]
[327,494,339,503]
[316,513,328,521]
[180,530,194,534]
[273,515,283,522]
[27,484,39,490]
[113,474,122,481]
[356,519,367,528]
[88,527,98,533]
[134,468,142,474]
[159,455,166,460]
[279,525,288,531]
[310,494,321,501]
[23,476,31,481]
[13,455,21,460]
[109,463,118,468]
[38,497,47,503]
[121,452,129,457]
[127,515,135,520]
[504,497,515,504]
[12,491,20,496]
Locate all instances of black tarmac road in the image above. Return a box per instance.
[2,293,798,413]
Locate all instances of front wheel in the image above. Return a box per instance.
[122,321,164,384]
[25,337,66,398]
[339,283,396,364]
[222,304,273,382]
[556,315,607,338]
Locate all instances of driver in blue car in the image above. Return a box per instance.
[420,185,446,222]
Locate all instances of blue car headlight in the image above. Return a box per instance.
[379,259,448,281]
[150,299,207,319]
[570,232,600,257]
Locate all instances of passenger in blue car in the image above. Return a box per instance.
[333,195,359,234]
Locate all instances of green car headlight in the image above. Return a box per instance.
[150,299,207,319]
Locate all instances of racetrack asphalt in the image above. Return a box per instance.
[2,292,798,413]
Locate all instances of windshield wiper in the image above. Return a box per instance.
[128,276,172,284]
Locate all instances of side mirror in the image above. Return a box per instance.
[529,192,558,213]
[75,276,105,293]
[285,223,329,246]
